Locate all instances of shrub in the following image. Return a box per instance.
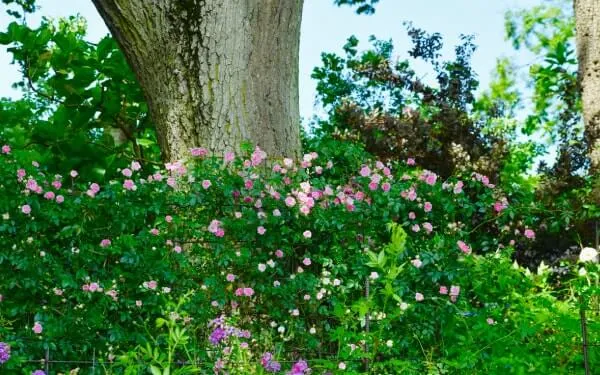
[0,141,597,374]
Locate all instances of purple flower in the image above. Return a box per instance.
[261,352,282,372]
[0,342,10,364]
[209,327,227,345]
[287,359,310,374]
[32,371,46,375]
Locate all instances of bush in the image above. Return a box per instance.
[0,141,597,374]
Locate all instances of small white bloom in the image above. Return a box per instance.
[579,247,598,263]
[258,263,267,272]
[399,302,409,311]
[386,340,393,348]
[369,272,379,280]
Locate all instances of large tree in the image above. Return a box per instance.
[575,0,600,175]
[88,0,380,161]
[90,0,303,161]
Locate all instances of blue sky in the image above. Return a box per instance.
[0,0,540,122]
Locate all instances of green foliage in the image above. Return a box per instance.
[0,142,597,374]
[311,25,524,181]
[333,0,380,15]
[0,15,158,181]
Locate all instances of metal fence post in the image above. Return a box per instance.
[45,347,50,374]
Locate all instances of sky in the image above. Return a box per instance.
[0,0,540,123]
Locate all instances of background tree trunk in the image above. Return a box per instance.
[575,0,600,174]
[91,0,303,161]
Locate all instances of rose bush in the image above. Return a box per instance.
[0,141,597,374]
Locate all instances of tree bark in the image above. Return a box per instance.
[575,0,600,174]
[91,0,303,161]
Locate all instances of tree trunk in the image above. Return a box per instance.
[575,0,600,174]
[91,0,303,161]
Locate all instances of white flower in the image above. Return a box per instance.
[309,327,316,334]
[386,340,393,348]
[579,247,598,263]
[399,302,409,311]
[338,362,346,370]
[258,263,267,272]
[579,267,587,276]
[369,272,379,280]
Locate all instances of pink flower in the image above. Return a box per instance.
[224,151,235,163]
[407,189,417,201]
[411,224,420,232]
[408,212,416,220]
[52,180,62,189]
[70,170,78,178]
[88,282,99,292]
[226,274,236,282]
[202,179,212,189]
[100,239,111,248]
[494,201,507,212]
[524,229,535,239]
[244,179,254,189]
[382,182,391,192]
[406,158,415,166]
[173,245,182,253]
[32,322,43,334]
[55,195,64,204]
[123,179,136,191]
[453,181,464,194]
[136,300,143,307]
[146,280,157,290]
[131,161,142,171]
[411,259,422,268]
[486,318,495,325]
[257,226,266,235]
[424,202,432,212]
[457,241,471,254]
[450,285,460,296]
[359,166,371,177]
[190,147,208,157]
[44,191,55,200]
[150,228,159,236]
[243,287,254,297]
[303,230,312,239]
[425,173,437,185]
[275,249,284,258]
[21,205,31,215]
[165,215,173,223]
[90,183,100,193]
[121,168,132,177]
[439,286,448,295]
[1,145,10,154]
[415,293,424,302]
[423,222,433,233]
[17,169,26,179]
[302,257,311,266]
[285,196,296,207]
[368,181,378,191]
